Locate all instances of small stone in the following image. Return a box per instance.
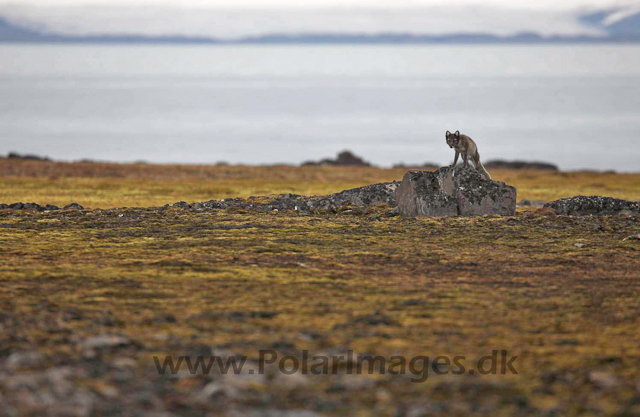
[64,203,84,210]
[273,370,310,388]
[386,207,400,216]
[517,199,547,208]
[574,243,587,248]
[82,335,132,351]
[589,371,619,389]
[5,351,45,371]
[111,357,137,369]
[193,382,239,404]
[623,234,640,241]
[90,381,119,399]
[23,202,43,211]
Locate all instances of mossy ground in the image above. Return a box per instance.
[1,160,639,415]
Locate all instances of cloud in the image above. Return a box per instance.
[0,0,637,9]
[602,6,640,25]
[0,2,629,39]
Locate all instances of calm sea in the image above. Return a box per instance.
[0,44,639,171]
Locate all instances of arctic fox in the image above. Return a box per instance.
[445,130,491,180]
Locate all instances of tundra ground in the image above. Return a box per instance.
[0,160,639,416]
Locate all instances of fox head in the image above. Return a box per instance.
[446,130,460,148]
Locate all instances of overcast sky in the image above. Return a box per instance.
[1,0,638,39]
[0,0,636,8]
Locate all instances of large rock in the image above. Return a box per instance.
[396,166,517,217]
[544,196,640,216]
[320,182,399,207]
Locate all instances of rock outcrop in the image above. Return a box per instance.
[322,182,399,207]
[395,166,517,217]
[544,196,640,216]
[171,182,400,214]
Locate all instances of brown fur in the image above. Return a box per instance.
[445,130,491,180]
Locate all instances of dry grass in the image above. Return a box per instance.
[0,159,639,208]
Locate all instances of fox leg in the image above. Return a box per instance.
[452,151,459,166]
[463,153,469,167]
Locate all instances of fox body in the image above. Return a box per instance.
[445,130,491,180]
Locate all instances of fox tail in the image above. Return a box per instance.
[476,152,491,180]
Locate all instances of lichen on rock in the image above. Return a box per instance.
[395,165,517,217]
[171,181,400,214]
[544,196,640,216]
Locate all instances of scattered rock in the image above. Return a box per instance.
[0,202,83,211]
[193,382,240,404]
[623,234,640,241]
[82,335,133,351]
[386,207,400,217]
[0,366,97,415]
[484,160,559,171]
[335,312,400,329]
[302,150,371,167]
[4,351,45,371]
[588,371,619,389]
[273,370,311,388]
[395,166,517,217]
[574,243,587,248]
[143,314,176,324]
[172,201,191,209]
[353,313,399,326]
[229,409,323,417]
[61,307,84,322]
[544,196,640,216]
[517,199,547,208]
[0,202,59,212]
[327,375,376,392]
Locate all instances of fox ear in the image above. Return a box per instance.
[446,130,451,137]
[455,130,460,137]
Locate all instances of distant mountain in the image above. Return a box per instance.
[0,17,219,44]
[234,32,619,44]
[1,14,639,45]
[0,17,49,41]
